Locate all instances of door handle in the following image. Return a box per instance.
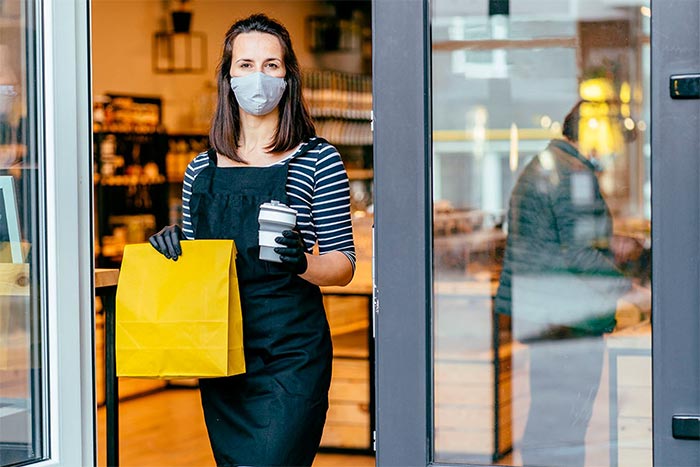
[672,415,700,440]
[670,74,700,99]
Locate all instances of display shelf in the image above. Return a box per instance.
[93,94,162,134]
[321,327,372,451]
[303,69,372,121]
[93,115,170,267]
[93,130,167,138]
[95,174,167,186]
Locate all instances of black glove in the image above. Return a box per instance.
[274,229,308,274]
[148,225,185,261]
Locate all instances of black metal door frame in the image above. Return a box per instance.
[372,0,700,465]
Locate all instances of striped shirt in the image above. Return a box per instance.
[181,137,356,270]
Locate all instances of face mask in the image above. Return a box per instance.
[230,72,287,116]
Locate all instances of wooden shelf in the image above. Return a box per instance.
[331,320,369,338]
[95,174,167,186]
[0,263,29,297]
[322,326,371,450]
[347,168,373,180]
[333,327,369,359]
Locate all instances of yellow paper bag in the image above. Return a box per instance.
[116,240,245,378]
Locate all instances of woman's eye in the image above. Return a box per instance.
[266,63,279,69]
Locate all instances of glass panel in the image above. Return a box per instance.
[0,0,46,465]
[431,1,651,466]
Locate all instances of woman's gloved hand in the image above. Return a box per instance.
[274,229,308,274]
[148,225,185,261]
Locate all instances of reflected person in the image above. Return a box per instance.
[495,101,630,467]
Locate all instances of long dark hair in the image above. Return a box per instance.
[210,13,316,162]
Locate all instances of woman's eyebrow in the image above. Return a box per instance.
[234,57,281,63]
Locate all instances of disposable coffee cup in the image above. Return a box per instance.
[258,200,297,263]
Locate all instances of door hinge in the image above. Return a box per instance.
[370,110,374,132]
[372,289,379,339]
[372,430,377,451]
[371,224,376,338]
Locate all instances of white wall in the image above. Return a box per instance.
[91,0,329,132]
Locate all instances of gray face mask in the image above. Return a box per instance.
[230,72,287,116]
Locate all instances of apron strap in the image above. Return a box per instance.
[207,147,217,165]
[205,148,218,191]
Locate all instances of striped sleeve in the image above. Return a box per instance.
[312,143,356,270]
[181,152,211,240]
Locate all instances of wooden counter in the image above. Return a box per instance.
[95,268,119,288]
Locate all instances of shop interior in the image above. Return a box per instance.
[91,1,374,466]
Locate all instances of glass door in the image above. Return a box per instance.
[0,1,46,462]
[0,1,94,466]
[374,1,700,466]
[431,2,650,465]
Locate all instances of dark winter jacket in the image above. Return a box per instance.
[494,139,629,340]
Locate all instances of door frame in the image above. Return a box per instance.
[38,0,95,465]
[651,1,700,465]
[373,1,432,465]
[373,0,700,465]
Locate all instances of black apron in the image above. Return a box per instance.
[189,140,332,467]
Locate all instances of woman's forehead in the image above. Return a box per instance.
[232,32,283,59]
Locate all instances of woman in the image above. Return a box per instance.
[149,13,355,466]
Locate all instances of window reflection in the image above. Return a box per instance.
[432,2,651,466]
[495,103,643,466]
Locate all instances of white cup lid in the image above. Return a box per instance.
[260,200,297,216]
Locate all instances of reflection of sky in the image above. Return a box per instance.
[431,1,651,131]
[433,0,650,36]
[432,48,578,131]
[430,1,651,217]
